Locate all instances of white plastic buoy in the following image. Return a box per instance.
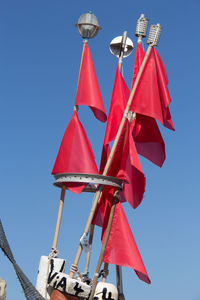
[0,278,6,300]
[36,256,66,299]
[94,282,118,300]
[48,272,91,298]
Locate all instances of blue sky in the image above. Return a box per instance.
[0,1,200,299]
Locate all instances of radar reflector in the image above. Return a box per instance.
[110,36,134,58]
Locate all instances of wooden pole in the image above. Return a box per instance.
[69,40,153,277]
[88,191,120,300]
[102,263,109,282]
[116,265,125,300]
[73,39,87,112]
[52,187,66,252]
[51,40,87,256]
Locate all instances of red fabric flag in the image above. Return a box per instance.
[130,44,166,167]
[134,114,165,167]
[103,201,151,284]
[131,47,174,131]
[115,119,146,209]
[52,111,99,193]
[104,65,130,145]
[100,56,165,170]
[101,118,145,209]
[98,66,145,209]
[131,43,145,88]
[93,119,146,224]
[99,64,129,174]
[92,186,114,227]
[75,42,107,123]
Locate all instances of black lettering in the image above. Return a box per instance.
[48,259,57,284]
[60,260,65,272]
[102,287,114,300]
[48,270,59,285]
[56,277,67,291]
[74,282,84,296]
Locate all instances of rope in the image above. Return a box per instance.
[49,247,59,258]
[99,268,109,279]
[70,264,82,280]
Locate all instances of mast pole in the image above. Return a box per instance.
[51,187,66,255]
[51,37,88,256]
[74,39,87,112]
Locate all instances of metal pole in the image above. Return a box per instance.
[118,31,128,70]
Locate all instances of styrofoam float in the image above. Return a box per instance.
[48,272,91,298]
[94,282,118,300]
[36,255,66,299]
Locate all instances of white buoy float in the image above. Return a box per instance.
[36,256,66,299]
[94,282,118,300]
[48,272,91,298]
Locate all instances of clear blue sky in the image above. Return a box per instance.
[0,1,200,299]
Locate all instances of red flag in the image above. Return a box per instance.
[52,111,99,193]
[102,118,145,210]
[134,114,165,167]
[100,56,165,170]
[99,66,145,209]
[92,186,114,227]
[93,119,146,221]
[130,44,166,167]
[75,42,107,123]
[116,119,146,209]
[103,201,151,284]
[131,43,145,88]
[104,65,130,145]
[131,47,174,131]
[99,65,129,174]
